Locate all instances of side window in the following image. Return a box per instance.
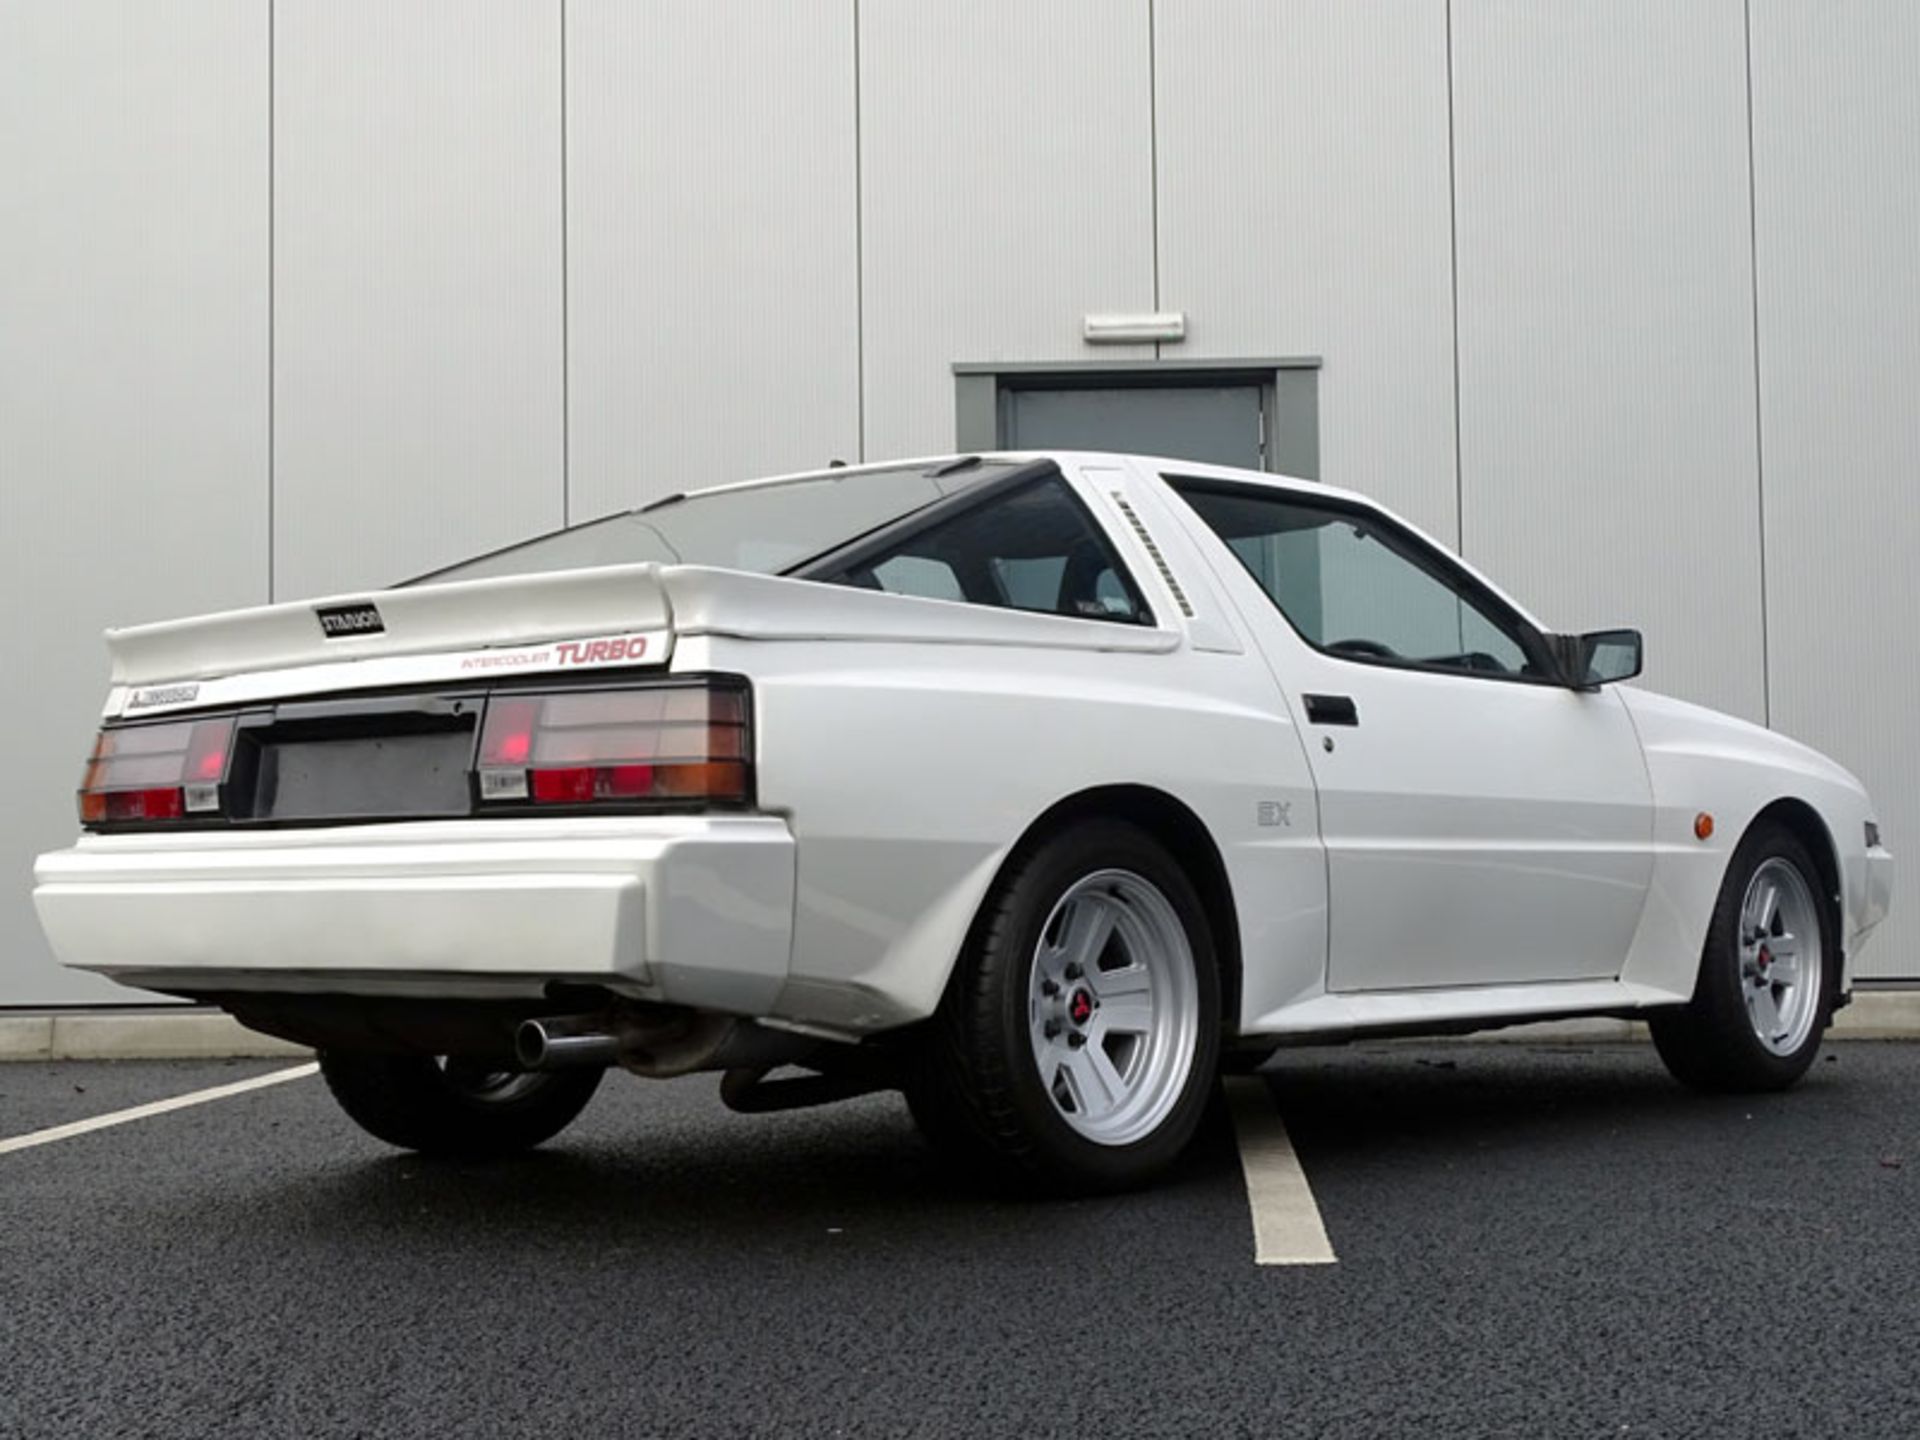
[869,554,964,602]
[1175,483,1544,678]
[818,478,1151,625]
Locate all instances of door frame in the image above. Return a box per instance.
[952,358,1322,480]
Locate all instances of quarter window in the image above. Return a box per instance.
[814,477,1151,625]
[1173,482,1545,678]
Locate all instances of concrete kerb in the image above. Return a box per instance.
[1,992,1917,1062]
[1831,989,1920,1039]
[0,1011,309,1062]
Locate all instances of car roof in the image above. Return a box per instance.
[668,449,1365,508]
[546,451,1551,634]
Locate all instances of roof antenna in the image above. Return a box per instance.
[827,458,848,468]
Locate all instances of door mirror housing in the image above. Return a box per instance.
[1547,628,1643,689]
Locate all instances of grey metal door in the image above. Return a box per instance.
[999,384,1265,470]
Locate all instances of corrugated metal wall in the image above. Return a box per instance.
[1748,0,1920,984]
[272,0,565,596]
[0,0,270,1004]
[859,0,1160,456]
[566,0,861,519]
[1,0,1912,1003]
[1154,0,1458,539]
[1453,0,1767,723]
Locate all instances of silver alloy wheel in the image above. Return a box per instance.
[1026,868,1200,1147]
[1738,857,1824,1056]
[437,1056,547,1104]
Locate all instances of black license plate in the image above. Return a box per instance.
[252,730,474,822]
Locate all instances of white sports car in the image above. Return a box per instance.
[33,453,1893,1190]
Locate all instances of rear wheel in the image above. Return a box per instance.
[1650,821,1834,1092]
[907,819,1221,1193]
[319,1051,603,1158]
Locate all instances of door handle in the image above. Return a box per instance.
[1303,693,1359,726]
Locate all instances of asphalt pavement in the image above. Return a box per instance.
[2,1041,1916,1438]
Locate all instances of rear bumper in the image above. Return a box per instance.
[32,816,795,1015]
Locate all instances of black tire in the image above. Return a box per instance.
[906,818,1222,1194]
[1649,820,1836,1093]
[318,1051,603,1158]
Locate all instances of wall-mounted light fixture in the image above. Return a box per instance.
[1082,312,1187,345]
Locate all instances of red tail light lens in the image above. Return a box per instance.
[79,716,235,826]
[77,679,751,830]
[476,683,750,808]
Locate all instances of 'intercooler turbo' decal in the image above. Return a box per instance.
[458,634,651,672]
[106,630,672,719]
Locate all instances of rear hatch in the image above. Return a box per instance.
[78,565,760,832]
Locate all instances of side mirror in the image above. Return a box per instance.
[1548,628,1643,689]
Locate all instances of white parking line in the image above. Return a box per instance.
[1226,1076,1337,1266]
[0,1062,319,1157]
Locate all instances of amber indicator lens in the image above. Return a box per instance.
[78,716,235,826]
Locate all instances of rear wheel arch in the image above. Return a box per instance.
[985,785,1243,1035]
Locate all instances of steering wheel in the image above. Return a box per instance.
[1326,637,1399,660]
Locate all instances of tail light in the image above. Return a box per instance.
[476,681,750,808]
[76,677,751,830]
[79,716,235,824]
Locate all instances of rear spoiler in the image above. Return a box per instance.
[106,563,675,688]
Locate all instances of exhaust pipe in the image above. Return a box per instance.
[514,1007,828,1076]
[514,1018,621,1071]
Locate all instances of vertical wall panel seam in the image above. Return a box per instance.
[1148,0,1160,316]
[267,0,276,601]
[852,0,865,461]
[1742,0,1772,727]
[560,0,571,525]
[1444,0,1464,552]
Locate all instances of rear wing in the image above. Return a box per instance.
[105,563,676,689]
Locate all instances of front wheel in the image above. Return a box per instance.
[907,819,1221,1194]
[1650,821,1834,1092]
[319,1051,603,1158]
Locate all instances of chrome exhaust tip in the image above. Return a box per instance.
[514,1018,621,1071]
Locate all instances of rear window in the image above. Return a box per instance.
[808,476,1152,625]
[407,460,1015,586]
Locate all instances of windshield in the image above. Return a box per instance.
[406,460,1013,586]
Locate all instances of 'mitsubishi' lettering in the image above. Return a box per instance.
[127,683,201,710]
[555,636,648,666]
